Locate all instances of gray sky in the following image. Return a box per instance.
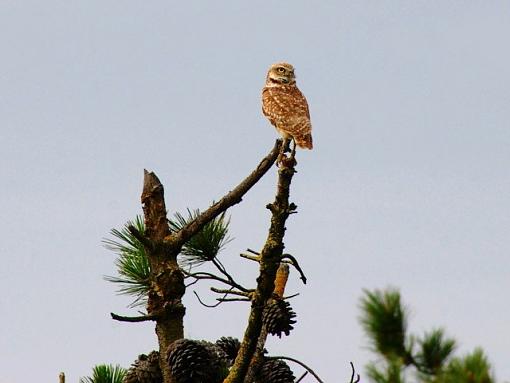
[1,1,509,382]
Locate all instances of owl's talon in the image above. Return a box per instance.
[282,139,292,153]
[276,150,285,167]
[290,140,297,159]
[278,153,297,168]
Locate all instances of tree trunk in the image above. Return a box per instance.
[141,170,184,383]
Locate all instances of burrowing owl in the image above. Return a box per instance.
[262,62,313,150]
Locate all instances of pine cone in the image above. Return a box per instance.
[197,341,230,376]
[255,359,295,383]
[215,337,241,364]
[262,299,297,338]
[167,339,228,383]
[124,351,162,383]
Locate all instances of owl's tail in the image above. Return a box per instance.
[295,134,313,150]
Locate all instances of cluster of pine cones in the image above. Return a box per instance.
[124,337,294,383]
[124,299,296,383]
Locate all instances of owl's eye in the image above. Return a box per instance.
[277,67,285,73]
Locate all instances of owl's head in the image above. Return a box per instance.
[266,62,296,85]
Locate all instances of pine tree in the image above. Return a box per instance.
[94,140,360,383]
[359,288,495,383]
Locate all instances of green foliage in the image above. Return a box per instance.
[104,210,232,307]
[79,364,126,383]
[359,288,409,359]
[359,288,496,383]
[169,209,232,268]
[103,216,150,308]
[415,329,456,375]
[443,348,493,383]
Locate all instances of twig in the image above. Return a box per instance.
[240,252,261,262]
[185,278,200,288]
[350,362,360,383]
[240,254,260,263]
[167,140,282,249]
[182,270,232,285]
[182,270,250,293]
[217,297,251,302]
[210,287,252,297]
[282,292,300,300]
[193,291,223,308]
[296,371,308,383]
[281,253,307,284]
[212,258,249,292]
[110,312,159,322]
[267,356,325,383]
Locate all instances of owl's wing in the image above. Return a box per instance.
[262,86,311,126]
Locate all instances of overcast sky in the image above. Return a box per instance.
[1,2,510,382]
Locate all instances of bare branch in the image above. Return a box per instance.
[282,253,307,284]
[210,287,252,297]
[282,292,300,300]
[167,140,282,249]
[184,278,200,288]
[182,269,250,293]
[350,362,360,383]
[193,291,222,308]
[296,371,308,383]
[212,258,250,292]
[240,252,261,263]
[110,312,158,322]
[217,297,251,302]
[182,270,233,285]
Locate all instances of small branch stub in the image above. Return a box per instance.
[110,312,158,323]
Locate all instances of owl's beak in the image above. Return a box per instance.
[281,78,289,84]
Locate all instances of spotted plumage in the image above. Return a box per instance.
[262,62,313,149]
